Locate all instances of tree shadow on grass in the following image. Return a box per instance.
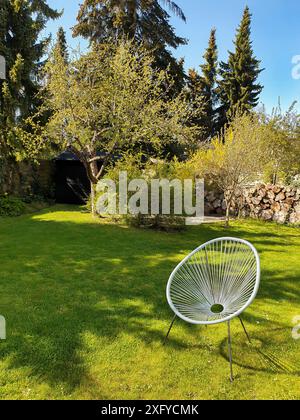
[0,211,299,393]
[219,327,300,377]
[0,216,188,393]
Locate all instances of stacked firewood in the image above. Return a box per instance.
[205,184,300,224]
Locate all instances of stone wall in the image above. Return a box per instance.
[0,159,55,199]
[205,184,300,225]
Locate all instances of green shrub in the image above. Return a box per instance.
[94,154,194,231]
[126,214,186,232]
[0,196,26,217]
[21,193,52,205]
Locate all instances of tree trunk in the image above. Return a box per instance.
[225,193,233,228]
[90,182,97,217]
[225,204,230,228]
[86,159,99,218]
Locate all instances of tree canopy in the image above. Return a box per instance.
[192,113,266,225]
[29,40,198,213]
[72,0,187,89]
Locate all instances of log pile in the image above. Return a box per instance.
[205,184,300,225]
[204,191,227,216]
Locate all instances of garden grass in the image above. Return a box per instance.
[0,205,299,400]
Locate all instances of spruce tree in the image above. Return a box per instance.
[217,6,263,128]
[199,28,218,139]
[0,0,60,157]
[186,29,218,142]
[55,27,69,64]
[72,0,187,90]
[186,69,205,140]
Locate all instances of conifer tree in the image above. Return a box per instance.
[217,6,263,128]
[199,28,218,139]
[186,69,205,141]
[0,0,60,157]
[186,29,218,142]
[72,0,187,90]
[55,27,69,64]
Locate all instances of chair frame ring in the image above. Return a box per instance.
[166,237,261,326]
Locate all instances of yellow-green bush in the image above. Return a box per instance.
[94,154,195,230]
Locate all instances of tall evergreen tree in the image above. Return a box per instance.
[217,6,263,128]
[199,28,218,139]
[0,0,60,157]
[186,29,218,142]
[200,28,218,138]
[186,69,205,140]
[55,26,69,64]
[72,0,187,89]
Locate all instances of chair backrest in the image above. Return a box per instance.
[166,237,260,325]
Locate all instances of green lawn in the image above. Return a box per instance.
[0,206,299,400]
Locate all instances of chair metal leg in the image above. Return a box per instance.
[238,316,252,344]
[228,321,234,382]
[163,314,177,346]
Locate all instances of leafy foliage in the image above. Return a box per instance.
[27,40,198,213]
[260,104,300,184]
[0,195,25,216]
[192,113,266,225]
[99,153,191,230]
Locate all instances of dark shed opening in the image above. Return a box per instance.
[54,151,110,205]
[54,152,90,205]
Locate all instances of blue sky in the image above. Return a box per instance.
[44,0,300,112]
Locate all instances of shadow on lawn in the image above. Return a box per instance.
[0,212,299,393]
[219,327,300,377]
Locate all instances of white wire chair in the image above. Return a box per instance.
[165,237,260,381]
